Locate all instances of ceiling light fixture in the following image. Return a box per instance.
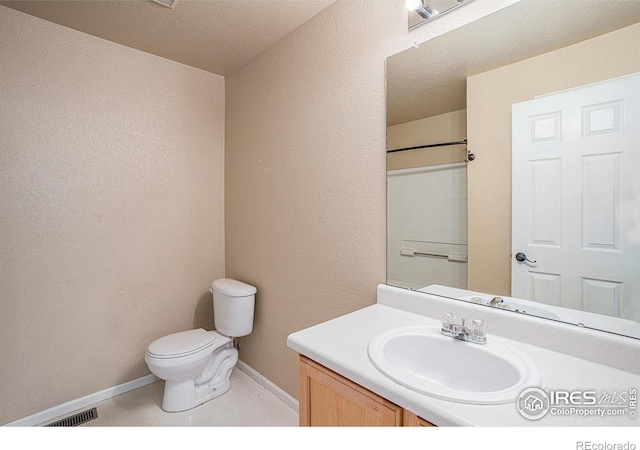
[152,0,179,8]
[406,0,436,19]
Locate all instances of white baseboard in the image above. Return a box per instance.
[4,374,159,427]
[236,360,299,412]
[5,362,296,426]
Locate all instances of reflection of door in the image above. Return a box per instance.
[511,73,640,321]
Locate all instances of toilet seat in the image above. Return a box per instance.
[147,328,229,359]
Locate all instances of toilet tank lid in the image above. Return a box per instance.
[211,278,257,296]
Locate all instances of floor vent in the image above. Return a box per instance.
[46,407,98,427]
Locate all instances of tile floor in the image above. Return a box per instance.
[42,368,298,427]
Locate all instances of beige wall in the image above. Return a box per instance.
[225,0,515,400]
[0,7,225,424]
[0,0,518,423]
[467,23,640,296]
[387,109,467,170]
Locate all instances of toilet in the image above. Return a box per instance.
[144,278,256,412]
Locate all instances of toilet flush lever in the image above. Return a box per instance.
[515,252,536,263]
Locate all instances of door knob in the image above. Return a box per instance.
[515,252,536,263]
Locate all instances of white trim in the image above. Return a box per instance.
[236,360,299,412]
[5,362,297,427]
[4,374,159,427]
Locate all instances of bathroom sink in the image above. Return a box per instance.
[367,326,541,404]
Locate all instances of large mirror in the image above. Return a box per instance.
[386,0,640,339]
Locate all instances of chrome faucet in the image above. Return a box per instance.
[488,296,511,310]
[441,313,487,345]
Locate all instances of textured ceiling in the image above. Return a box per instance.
[0,0,335,75]
[387,0,640,126]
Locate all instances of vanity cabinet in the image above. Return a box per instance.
[298,355,435,427]
[402,410,436,427]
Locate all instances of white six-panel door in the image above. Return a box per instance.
[511,73,640,321]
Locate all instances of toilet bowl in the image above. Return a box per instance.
[145,278,256,412]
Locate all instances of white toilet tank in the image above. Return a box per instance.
[210,278,256,337]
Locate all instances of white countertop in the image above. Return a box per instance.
[287,287,640,427]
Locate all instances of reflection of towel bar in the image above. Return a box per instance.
[400,248,447,258]
[415,251,447,259]
[401,248,467,262]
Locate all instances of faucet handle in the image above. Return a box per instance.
[470,319,487,342]
[441,312,456,329]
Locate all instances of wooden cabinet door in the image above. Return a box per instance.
[402,409,436,427]
[299,355,402,426]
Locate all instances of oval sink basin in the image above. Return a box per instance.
[368,326,541,404]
